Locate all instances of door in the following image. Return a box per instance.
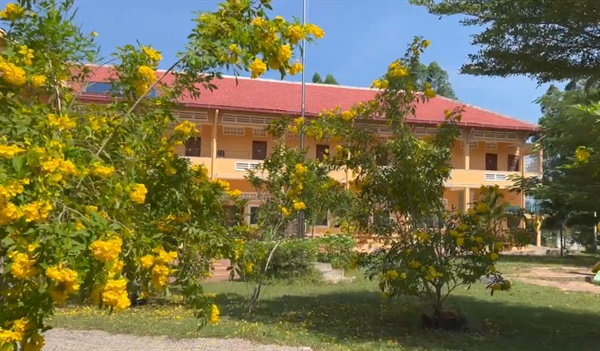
[316,144,329,161]
[485,153,498,171]
[184,137,201,157]
[252,141,267,160]
[507,154,520,171]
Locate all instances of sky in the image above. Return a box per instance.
[74,0,550,124]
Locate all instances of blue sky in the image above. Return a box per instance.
[76,0,550,124]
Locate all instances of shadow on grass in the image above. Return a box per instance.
[500,253,598,268]
[215,288,599,351]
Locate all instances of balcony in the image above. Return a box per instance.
[184,156,349,182]
[448,169,538,188]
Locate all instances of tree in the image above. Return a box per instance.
[323,73,338,85]
[410,0,600,84]
[306,37,511,326]
[0,0,324,348]
[312,72,338,85]
[312,72,323,83]
[410,61,457,99]
[512,84,600,252]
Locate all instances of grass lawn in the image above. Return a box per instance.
[50,257,600,351]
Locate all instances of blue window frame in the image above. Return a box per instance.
[84,82,158,98]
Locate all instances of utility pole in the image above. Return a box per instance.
[297,0,307,238]
[593,211,598,253]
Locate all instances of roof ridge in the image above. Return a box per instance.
[435,94,537,127]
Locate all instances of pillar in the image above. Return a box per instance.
[210,109,219,179]
[537,149,543,174]
[464,187,470,211]
[464,137,470,170]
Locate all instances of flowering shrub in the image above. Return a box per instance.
[0,0,324,349]
[364,186,512,318]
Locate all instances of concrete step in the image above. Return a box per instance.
[312,262,333,272]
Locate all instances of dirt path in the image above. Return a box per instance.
[510,266,600,294]
[44,329,312,351]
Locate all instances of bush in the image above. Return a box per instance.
[508,228,534,248]
[313,234,356,269]
[234,239,318,282]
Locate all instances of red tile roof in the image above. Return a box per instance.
[79,65,538,132]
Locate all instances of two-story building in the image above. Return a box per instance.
[79,65,540,232]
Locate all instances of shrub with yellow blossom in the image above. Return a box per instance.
[362,186,512,323]
[0,0,324,347]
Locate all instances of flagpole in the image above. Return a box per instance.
[298,0,307,238]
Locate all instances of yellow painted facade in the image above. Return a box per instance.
[171,108,540,231]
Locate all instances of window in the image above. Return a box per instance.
[83,82,158,97]
[249,206,260,225]
[222,126,245,136]
[508,154,520,171]
[485,153,498,171]
[316,144,329,161]
[84,82,112,94]
[184,137,201,157]
[461,141,479,149]
[485,142,498,150]
[253,128,267,137]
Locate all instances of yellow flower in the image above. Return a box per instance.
[102,278,131,310]
[415,231,429,241]
[249,58,267,78]
[173,120,199,137]
[47,113,76,130]
[91,31,98,37]
[490,252,499,261]
[371,79,389,90]
[422,39,431,48]
[10,252,40,279]
[89,236,123,262]
[251,16,266,26]
[141,46,162,64]
[90,162,115,178]
[20,200,52,222]
[138,65,156,82]
[288,61,303,75]
[294,163,307,175]
[286,24,304,44]
[280,205,290,217]
[45,265,80,304]
[384,270,399,280]
[408,260,421,269]
[0,144,25,158]
[18,45,34,66]
[493,242,504,251]
[0,328,21,346]
[213,179,230,191]
[74,220,85,231]
[151,264,171,290]
[130,183,148,204]
[575,146,590,163]
[244,261,254,274]
[0,202,22,225]
[30,75,46,88]
[209,304,220,324]
[292,200,306,211]
[304,23,324,39]
[153,247,178,265]
[388,61,408,78]
[0,3,25,21]
[456,237,465,246]
[140,255,155,269]
[227,189,242,198]
[0,61,26,86]
[277,45,292,65]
